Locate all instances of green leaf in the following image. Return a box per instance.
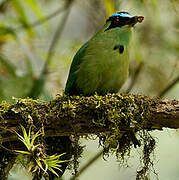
[43,153,68,177]
[35,158,45,171]
[0,25,17,38]
[15,125,32,151]
[15,150,32,155]
[104,0,115,17]
[50,166,62,172]
[30,130,42,147]
[28,124,32,138]
[11,0,28,24]
[16,133,30,150]
[11,0,34,36]
[28,161,34,172]
[23,0,48,29]
[47,153,66,161]
[44,161,48,174]
[21,125,30,147]
[31,144,40,152]
[48,167,60,177]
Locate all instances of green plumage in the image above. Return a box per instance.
[65,21,132,96]
[59,12,144,178]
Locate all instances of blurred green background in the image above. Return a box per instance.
[0,0,178,179]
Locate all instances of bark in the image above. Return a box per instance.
[146,99,179,129]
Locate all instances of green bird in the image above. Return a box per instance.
[51,12,144,179]
[65,12,144,96]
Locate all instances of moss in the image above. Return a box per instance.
[0,97,44,125]
[0,101,11,120]
[48,93,156,179]
[85,94,151,149]
[84,93,156,179]
[10,97,44,125]
[46,93,154,150]
[0,94,156,179]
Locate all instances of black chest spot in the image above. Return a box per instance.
[113,45,124,54]
[119,45,124,54]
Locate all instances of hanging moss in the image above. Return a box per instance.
[0,94,157,179]
[136,131,157,180]
[45,93,156,179]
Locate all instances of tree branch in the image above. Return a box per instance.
[70,150,103,180]
[0,94,178,143]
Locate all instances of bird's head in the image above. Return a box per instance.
[105,12,144,31]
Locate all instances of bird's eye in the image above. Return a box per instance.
[113,17,119,24]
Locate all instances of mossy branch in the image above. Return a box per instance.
[0,94,178,143]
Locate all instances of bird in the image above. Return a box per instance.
[65,11,144,96]
[51,12,144,179]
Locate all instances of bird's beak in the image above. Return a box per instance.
[129,16,144,27]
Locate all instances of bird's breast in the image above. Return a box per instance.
[75,28,131,95]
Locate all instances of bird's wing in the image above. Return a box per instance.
[64,42,88,95]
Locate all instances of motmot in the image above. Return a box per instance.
[65,12,144,95]
[53,12,144,179]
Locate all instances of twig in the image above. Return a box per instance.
[15,4,68,31]
[42,1,73,76]
[0,144,15,153]
[27,0,73,98]
[70,150,103,180]
[159,75,179,98]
